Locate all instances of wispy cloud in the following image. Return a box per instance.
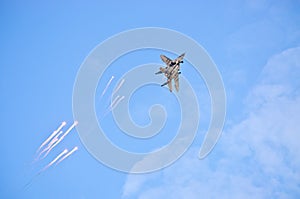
[122,47,300,199]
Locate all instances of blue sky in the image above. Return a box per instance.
[1,1,300,198]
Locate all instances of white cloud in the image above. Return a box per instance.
[122,47,300,199]
[122,174,157,198]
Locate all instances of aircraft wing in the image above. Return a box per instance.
[175,53,185,63]
[160,55,172,66]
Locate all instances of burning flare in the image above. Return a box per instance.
[55,146,79,166]
[36,121,66,154]
[42,121,78,159]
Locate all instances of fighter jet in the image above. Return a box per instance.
[155,53,185,92]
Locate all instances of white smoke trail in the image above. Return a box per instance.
[41,149,68,172]
[111,96,125,111]
[110,95,120,108]
[42,121,78,159]
[101,78,125,117]
[101,76,114,98]
[101,95,124,119]
[36,121,66,154]
[35,130,63,161]
[55,146,78,166]
[48,130,63,147]
[23,148,71,190]
[24,154,68,191]
[112,79,125,96]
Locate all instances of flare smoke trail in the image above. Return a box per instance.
[101,76,114,98]
[101,95,123,119]
[41,149,68,172]
[110,95,120,107]
[42,130,63,153]
[112,79,125,96]
[48,130,63,147]
[42,121,78,159]
[35,130,64,161]
[24,149,68,190]
[111,96,125,111]
[36,121,66,154]
[55,146,78,166]
[103,78,125,110]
